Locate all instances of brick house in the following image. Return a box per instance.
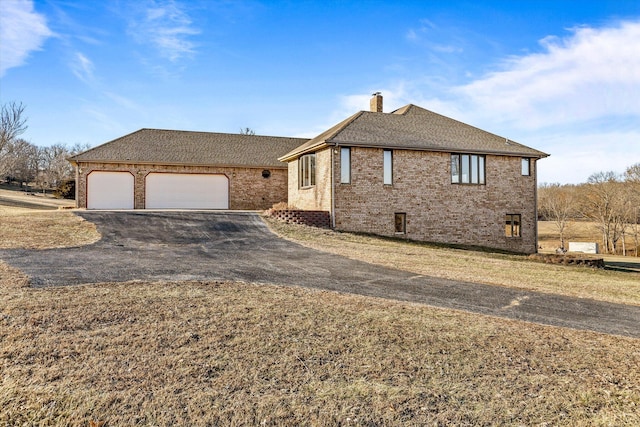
[69,129,305,210]
[278,94,548,254]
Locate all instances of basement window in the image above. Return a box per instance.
[505,214,521,238]
[395,213,406,234]
[299,153,316,188]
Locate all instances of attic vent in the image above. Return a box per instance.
[370,92,383,113]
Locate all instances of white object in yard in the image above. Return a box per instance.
[568,242,599,254]
[145,173,229,209]
[87,171,135,209]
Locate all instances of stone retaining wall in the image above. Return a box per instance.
[529,253,605,269]
[267,209,331,228]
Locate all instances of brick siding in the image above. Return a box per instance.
[288,146,539,254]
[75,162,288,210]
[287,149,332,211]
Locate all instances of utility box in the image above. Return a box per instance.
[569,242,599,254]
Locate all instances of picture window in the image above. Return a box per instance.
[451,154,485,184]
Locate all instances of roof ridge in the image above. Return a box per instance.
[133,128,307,141]
[390,104,415,115]
[325,111,366,142]
[69,128,146,161]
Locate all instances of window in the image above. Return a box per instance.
[505,214,521,237]
[395,213,406,234]
[451,154,485,184]
[340,147,351,184]
[383,149,393,185]
[299,153,316,188]
[521,158,530,176]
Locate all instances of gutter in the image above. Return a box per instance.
[331,144,336,228]
[280,140,548,162]
[66,160,289,170]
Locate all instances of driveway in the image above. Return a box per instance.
[1,211,639,338]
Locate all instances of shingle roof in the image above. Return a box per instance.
[279,104,548,161]
[69,129,308,168]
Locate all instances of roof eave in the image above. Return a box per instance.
[278,141,333,162]
[319,140,549,158]
[71,159,289,169]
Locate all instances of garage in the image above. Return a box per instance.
[145,173,229,209]
[87,171,135,210]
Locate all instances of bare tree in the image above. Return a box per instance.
[624,163,640,256]
[581,172,622,254]
[0,102,27,149]
[538,183,576,250]
[0,102,28,179]
[37,144,76,188]
[239,127,256,136]
[8,139,39,184]
[625,162,640,184]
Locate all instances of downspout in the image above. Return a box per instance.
[534,159,539,254]
[331,144,336,228]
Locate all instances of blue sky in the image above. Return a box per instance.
[1,0,639,184]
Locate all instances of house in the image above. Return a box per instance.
[69,129,306,210]
[278,94,548,254]
[70,94,547,253]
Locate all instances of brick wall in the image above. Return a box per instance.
[331,147,539,254]
[75,162,288,210]
[287,148,332,211]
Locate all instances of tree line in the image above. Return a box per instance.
[0,102,89,196]
[538,163,640,256]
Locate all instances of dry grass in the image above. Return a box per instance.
[0,209,100,249]
[1,207,639,425]
[538,221,600,250]
[265,219,640,306]
[539,220,640,257]
[1,273,639,426]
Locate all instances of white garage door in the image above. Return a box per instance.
[87,171,135,210]
[145,173,229,209]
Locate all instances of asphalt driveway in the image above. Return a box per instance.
[1,211,639,338]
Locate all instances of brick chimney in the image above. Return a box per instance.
[370,92,383,113]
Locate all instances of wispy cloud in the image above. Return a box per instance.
[128,0,200,62]
[70,52,95,83]
[455,20,640,129]
[0,0,53,77]
[406,19,464,54]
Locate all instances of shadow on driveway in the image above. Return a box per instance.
[1,211,639,338]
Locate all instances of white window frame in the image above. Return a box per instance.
[299,153,316,188]
[522,158,531,176]
[340,147,351,184]
[383,149,393,185]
